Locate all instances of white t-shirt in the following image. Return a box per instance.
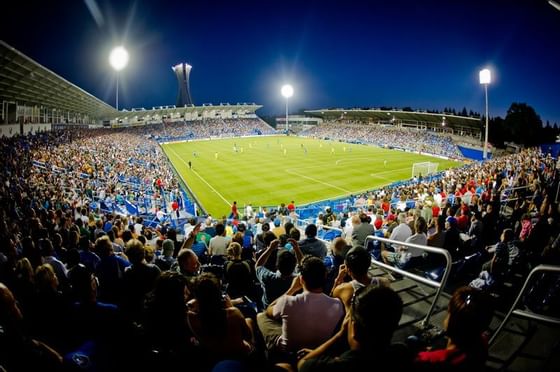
[209,235,231,256]
[272,291,344,351]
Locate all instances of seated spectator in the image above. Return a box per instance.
[142,272,195,369]
[257,256,344,354]
[351,213,375,249]
[78,235,100,273]
[172,248,201,287]
[255,222,271,252]
[332,247,390,311]
[414,286,493,371]
[482,228,519,283]
[95,235,130,304]
[297,285,408,371]
[224,242,253,299]
[122,239,161,320]
[0,282,63,372]
[209,223,231,259]
[186,273,254,365]
[383,217,428,269]
[324,237,350,294]
[30,264,70,351]
[298,224,327,258]
[66,264,130,371]
[256,238,302,309]
[155,239,177,271]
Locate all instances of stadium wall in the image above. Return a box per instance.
[0,123,51,137]
[457,145,491,160]
[0,124,20,138]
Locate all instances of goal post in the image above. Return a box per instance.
[411,161,438,178]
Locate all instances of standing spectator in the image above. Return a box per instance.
[229,201,239,220]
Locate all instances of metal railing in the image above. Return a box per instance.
[489,264,560,345]
[364,235,453,328]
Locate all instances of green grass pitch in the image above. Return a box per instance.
[161,136,464,217]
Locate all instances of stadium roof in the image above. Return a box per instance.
[112,103,263,121]
[305,108,481,133]
[0,40,117,119]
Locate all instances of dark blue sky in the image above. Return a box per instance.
[2,0,560,123]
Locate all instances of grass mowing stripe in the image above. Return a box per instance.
[161,136,464,216]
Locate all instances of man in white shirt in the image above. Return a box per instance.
[389,213,412,242]
[257,256,345,352]
[208,223,230,256]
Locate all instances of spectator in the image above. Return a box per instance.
[297,285,407,371]
[351,213,375,249]
[332,247,390,311]
[257,256,344,354]
[255,238,302,308]
[298,224,327,258]
[186,273,254,364]
[414,286,493,371]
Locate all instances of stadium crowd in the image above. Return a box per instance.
[303,122,462,158]
[0,119,559,371]
[154,118,276,140]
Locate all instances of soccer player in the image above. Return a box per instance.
[284,148,287,156]
[331,148,335,155]
[215,152,219,160]
[384,160,387,167]
[188,160,192,169]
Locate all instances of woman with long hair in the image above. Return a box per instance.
[187,273,254,364]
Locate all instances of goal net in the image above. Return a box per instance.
[411,162,438,178]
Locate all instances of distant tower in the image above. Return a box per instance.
[172,63,193,106]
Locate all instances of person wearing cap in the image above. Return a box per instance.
[272,217,286,238]
[155,239,176,271]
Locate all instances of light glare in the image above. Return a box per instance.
[281,84,294,98]
[479,68,491,85]
[109,46,129,71]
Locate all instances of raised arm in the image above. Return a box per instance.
[181,222,201,250]
[255,239,280,268]
[287,238,304,264]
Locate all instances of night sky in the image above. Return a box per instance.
[2,0,560,123]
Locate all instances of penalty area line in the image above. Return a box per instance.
[166,146,231,208]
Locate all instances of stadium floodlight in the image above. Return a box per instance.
[479,68,491,160]
[109,46,129,110]
[281,84,293,132]
[550,1,560,12]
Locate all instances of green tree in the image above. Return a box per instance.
[503,103,543,146]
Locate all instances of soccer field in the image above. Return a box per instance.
[161,136,463,217]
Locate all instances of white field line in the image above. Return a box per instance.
[166,146,231,207]
[285,168,352,194]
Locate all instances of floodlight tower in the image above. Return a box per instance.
[109,46,129,110]
[172,63,194,107]
[281,84,293,132]
[479,68,491,160]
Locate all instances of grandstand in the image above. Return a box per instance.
[1,41,559,372]
[305,108,482,138]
